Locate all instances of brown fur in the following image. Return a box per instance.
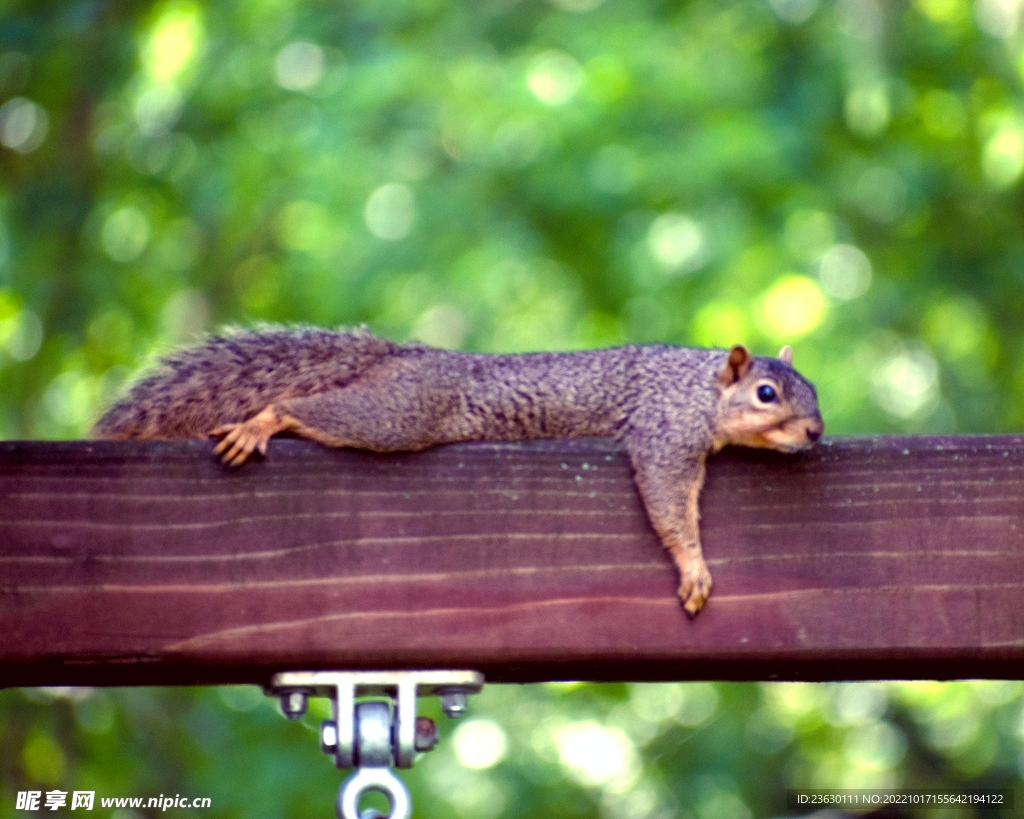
[93,326,824,614]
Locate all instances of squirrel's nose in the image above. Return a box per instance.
[806,422,823,443]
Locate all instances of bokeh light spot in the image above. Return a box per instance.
[757,275,826,340]
[769,0,819,22]
[527,51,583,105]
[818,244,872,300]
[975,0,1022,37]
[278,200,332,253]
[21,730,65,784]
[0,97,48,153]
[870,345,939,418]
[44,371,101,431]
[0,308,43,361]
[101,207,151,263]
[646,213,706,274]
[143,2,202,84]
[134,85,183,135]
[553,721,638,789]
[364,183,416,240]
[922,295,995,364]
[982,121,1024,188]
[410,303,468,349]
[275,41,325,91]
[452,719,508,770]
[845,83,890,137]
[915,0,968,23]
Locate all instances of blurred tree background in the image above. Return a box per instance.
[2,0,1024,816]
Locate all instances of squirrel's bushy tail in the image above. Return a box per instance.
[92,326,400,440]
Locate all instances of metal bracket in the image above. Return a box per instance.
[266,670,484,819]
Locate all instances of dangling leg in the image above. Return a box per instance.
[626,448,713,615]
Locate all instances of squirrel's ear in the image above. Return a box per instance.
[778,345,793,366]
[719,345,752,386]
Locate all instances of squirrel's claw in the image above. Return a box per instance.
[211,406,284,467]
[211,424,249,466]
[678,559,713,616]
[211,422,263,467]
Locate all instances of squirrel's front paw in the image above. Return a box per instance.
[211,407,281,467]
[677,559,713,616]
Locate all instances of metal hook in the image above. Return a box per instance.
[265,670,483,819]
[337,767,411,819]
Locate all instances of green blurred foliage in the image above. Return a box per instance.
[3,0,1024,816]
[3,0,1024,438]
[3,682,1024,819]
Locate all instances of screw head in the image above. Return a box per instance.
[414,717,439,752]
[321,720,339,754]
[439,690,468,719]
[280,691,308,720]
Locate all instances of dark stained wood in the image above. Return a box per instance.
[2,436,1024,686]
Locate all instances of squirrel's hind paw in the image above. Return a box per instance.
[211,423,266,467]
[678,560,713,617]
[211,407,281,467]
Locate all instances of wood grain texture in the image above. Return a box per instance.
[2,436,1024,686]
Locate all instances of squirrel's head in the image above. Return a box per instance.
[713,344,824,453]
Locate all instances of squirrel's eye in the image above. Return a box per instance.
[756,384,777,403]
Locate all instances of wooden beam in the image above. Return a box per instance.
[2,436,1024,686]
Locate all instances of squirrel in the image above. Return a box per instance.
[92,326,824,614]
